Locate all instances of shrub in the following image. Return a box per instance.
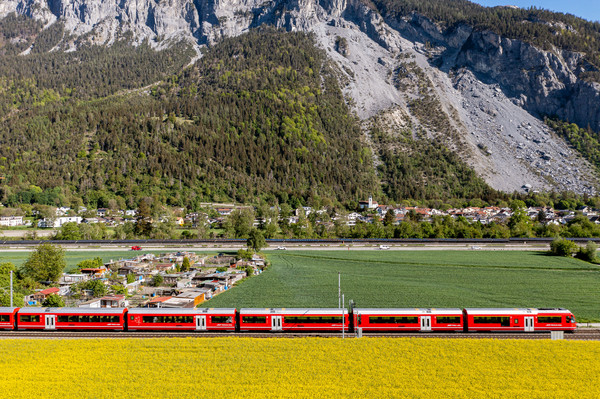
[576,241,598,262]
[549,238,579,257]
[237,249,253,261]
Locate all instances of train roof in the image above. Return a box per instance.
[463,308,571,315]
[354,308,463,315]
[0,307,19,313]
[240,308,348,315]
[129,308,236,315]
[18,307,127,315]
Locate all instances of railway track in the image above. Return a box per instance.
[1,329,598,340]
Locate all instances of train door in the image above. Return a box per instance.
[420,316,432,332]
[195,316,207,331]
[45,315,56,331]
[524,317,534,332]
[271,316,282,331]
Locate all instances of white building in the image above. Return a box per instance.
[55,207,71,216]
[359,196,379,210]
[38,216,83,228]
[0,216,24,227]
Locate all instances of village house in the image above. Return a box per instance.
[79,295,127,308]
[80,266,108,278]
[174,289,208,307]
[100,295,127,308]
[28,287,60,304]
[0,216,24,227]
[217,208,233,216]
[59,274,89,285]
[155,263,176,272]
[146,296,172,308]
[55,207,71,216]
[38,216,83,228]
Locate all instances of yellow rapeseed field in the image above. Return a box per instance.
[0,338,598,398]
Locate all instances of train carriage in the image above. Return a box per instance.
[127,308,237,331]
[16,308,126,331]
[0,307,19,330]
[239,308,349,332]
[463,308,577,332]
[354,308,464,332]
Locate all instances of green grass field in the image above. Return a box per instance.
[3,248,598,321]
[203,250,600,322]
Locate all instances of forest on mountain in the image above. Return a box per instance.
[0,28,376,209]
[0,23,516,211]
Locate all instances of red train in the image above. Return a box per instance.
[0,306,577,333]
[239,308,349,332]
[353,308,464,332]
[127,308,237,331]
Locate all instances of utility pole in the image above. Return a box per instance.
[338,272,341,309]
[342,293,345,339]
[9,270,13,307]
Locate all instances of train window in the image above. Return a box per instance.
[285,316,341,324]
[473,317,511,327]
[79,316,90,323]
[68,315,78,323]
[243,316,267,324]
[58,316,68,323]
[369,316,419,324]
[0,315,10,322]
[111,316,120,323]
[91,316,100,323]
[19,315,40,323]
[212,316,233,324]
[538,316,562,324]
[436,316,461,324]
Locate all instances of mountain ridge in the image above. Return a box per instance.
[1,0,600,201]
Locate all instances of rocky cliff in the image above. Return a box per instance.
[1,0,599,194]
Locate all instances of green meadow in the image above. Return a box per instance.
[204,250,600,322]
[2,248,598,321]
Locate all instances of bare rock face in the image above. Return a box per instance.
[454,30,600,132]
[1,0,599,194]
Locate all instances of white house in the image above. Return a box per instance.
[0,216,24,227]
[55,207,71,216]
[38,216,83,228]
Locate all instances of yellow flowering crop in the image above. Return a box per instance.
[0,338,598,398]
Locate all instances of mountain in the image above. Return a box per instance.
[1,0,600,208]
